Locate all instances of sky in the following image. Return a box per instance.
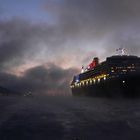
[0,0,140,95]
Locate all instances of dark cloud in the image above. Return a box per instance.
[0,18,88,70]
[0,19,37,70]
[1,0,140,70]
[59,0,140,28]
[44,0,140,59]
[0,18,83,95]
[0,63,78,95]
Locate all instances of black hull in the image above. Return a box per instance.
[71,75,140,98]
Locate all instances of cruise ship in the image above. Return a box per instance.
[70,49,140,97]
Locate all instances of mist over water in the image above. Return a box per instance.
[0,94,140,140]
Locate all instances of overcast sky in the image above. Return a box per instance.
[0,0,140,95]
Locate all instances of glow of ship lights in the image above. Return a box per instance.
[71,74,108,88]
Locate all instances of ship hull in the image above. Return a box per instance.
[71,75,140,98]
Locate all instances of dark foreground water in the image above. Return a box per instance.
[0,95,140,140]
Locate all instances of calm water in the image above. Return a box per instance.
[0,95,140,140]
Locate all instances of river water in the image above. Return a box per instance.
[0,95,140,140]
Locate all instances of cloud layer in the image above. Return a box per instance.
[0,63,78,95]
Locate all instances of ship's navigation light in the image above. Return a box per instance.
[122,80,125,83]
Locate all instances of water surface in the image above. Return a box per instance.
[0,95,140,140]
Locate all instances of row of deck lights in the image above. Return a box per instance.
[71,74,108,88]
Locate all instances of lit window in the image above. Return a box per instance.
[90,80,92,84]
[104,77,106,80]
[122,69,127,72]
[122,80,125,83]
